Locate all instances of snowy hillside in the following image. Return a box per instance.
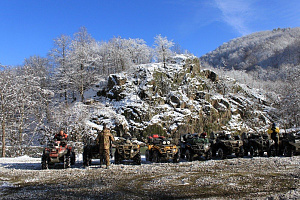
[81,54,273,140]
[200,27,300,80]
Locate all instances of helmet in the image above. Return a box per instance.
[272,123,276,127]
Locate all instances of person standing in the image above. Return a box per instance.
[96,124,114,169]
[267,123,280,156]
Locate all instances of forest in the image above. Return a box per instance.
[0,27,177,157]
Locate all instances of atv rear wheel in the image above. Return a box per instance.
[83,150,89,166]
[71,151,76,165]
[217,148,224,159]
[205,149,212,160]
[134,153,141,165]
[236,146,244,158]
[259,151,264,157]
[64,155,71,169]
[185,149,193,161]
[283,146,293,157]
[250,146,258,157]
[145,149,150,161]
[114,151,122,164]
[267,146,276,157]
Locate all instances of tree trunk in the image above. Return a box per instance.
[1,121,5,157]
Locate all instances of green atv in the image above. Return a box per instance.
[179,133,212,161]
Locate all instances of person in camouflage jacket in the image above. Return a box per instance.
[96,124,115,168]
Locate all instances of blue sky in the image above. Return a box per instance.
[1,0,299,66]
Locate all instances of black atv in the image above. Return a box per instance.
[210,132,244,159]
[82,142,100,167]
[41,140,75,169]
[114,137,141,165]
[279,131,300,157]
[179,133,212,161]
[145,135,180,163]
[242,132,276,157]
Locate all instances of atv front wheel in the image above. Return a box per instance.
[41,156,48,170]
[152,151,160,163]
[173,151,180,163]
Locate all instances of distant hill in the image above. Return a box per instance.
[200,27,300,80]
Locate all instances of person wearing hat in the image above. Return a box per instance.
[96,124,115,169]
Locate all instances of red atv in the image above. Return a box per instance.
[41,140,75,169]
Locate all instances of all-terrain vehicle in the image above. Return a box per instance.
[241,132,276,157]
[82,142,100,167]
[279,131,300,157]
[179,133,212,161]
[114,137,141,165]
[145,135,180,163]
[83,136,114,167]
[210,132,244,159]
[41,140,75,169]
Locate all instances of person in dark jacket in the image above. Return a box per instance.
[54,129,68,141]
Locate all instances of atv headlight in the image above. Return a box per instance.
[167,141,171,145]
[131,149,134,153]
[163,141,167,145]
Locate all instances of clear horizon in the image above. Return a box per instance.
[1,0,299,66]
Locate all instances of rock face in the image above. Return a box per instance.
[89,54,273,140]
[202,70,219,82]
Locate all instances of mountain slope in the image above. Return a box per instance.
[200,27,300,80]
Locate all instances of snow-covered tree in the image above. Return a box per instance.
[0,66,15,157]
[278,66,300,128]
[154,34,174,67]
[49,34,72,104]
[10,56,53,152]
[68,27,98,102]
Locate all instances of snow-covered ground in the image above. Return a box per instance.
[0,155,299,199]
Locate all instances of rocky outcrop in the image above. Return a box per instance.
[90,54,271,139]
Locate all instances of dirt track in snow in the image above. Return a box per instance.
[0,155,299,200]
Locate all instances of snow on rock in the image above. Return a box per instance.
[81,54,277,138]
